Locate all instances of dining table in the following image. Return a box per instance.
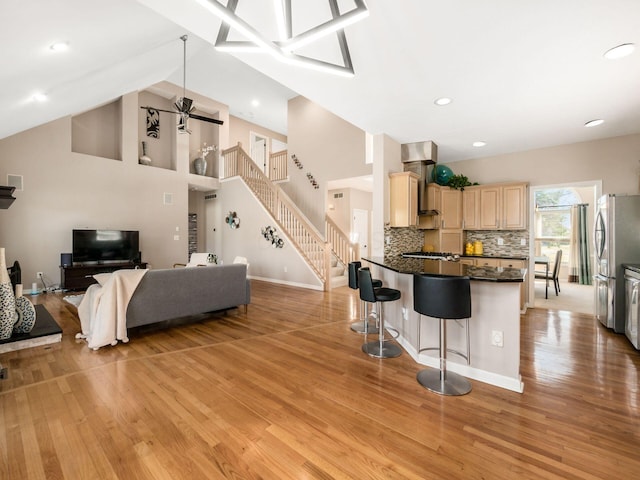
[534,255,550,299]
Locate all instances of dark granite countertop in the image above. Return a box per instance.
[363,256,526,283]
[460,254,529,261]
[623,264,640,275]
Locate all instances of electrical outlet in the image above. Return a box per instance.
[521,238,526,246]
[402,307,408,320]
[36,271,43,278]
[497,238,504,246]
[491,330,504,347]
[173,235,180,241]
[284,266,288,272]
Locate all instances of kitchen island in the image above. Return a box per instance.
[362,256,526,392]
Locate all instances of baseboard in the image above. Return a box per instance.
[248,275,324,291]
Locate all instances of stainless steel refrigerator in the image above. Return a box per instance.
[594,194,640,333]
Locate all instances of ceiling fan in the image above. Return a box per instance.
[140,35,223,134]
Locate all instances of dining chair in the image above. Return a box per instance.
[535,250,562,296]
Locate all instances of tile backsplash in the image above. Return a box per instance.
[384,226,424,257]
[384,226,530,258]
[464,230,530,257]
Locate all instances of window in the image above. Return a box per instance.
[534,188,580,262]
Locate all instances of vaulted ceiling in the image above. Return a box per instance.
[2,0,639,163]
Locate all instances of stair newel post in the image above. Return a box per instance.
[324,242,332,291]
[353,242,360,263]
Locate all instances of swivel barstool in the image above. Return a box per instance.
[413,274,472,395]
[348,261,380,334]
[359,267,402,358]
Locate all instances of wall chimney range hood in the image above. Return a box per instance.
[0,186,16,209]
[401,141,438,215]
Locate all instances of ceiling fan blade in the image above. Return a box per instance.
[188,113,224,125]
[140,106,179,115]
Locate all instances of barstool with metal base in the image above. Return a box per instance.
[413,274,472,395]
[348,261,380,334]
[359,267,402,358]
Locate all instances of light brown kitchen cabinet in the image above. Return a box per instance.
[420,184,462,229]
[476,257,501,267]
[441,187,463,229]
[389,171,419,227]
[477,183,527,230]
[462,186,481,230]
[502,183,527,229]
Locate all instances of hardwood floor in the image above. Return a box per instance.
[1,281,639,479]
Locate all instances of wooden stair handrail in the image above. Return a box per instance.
[325,215,360,268]
[222,144,330,288]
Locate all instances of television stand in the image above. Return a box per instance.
[60,263,147,291]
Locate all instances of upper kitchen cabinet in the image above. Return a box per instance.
[462,186,481,230]
[389,171,419,227]
[476,182,528,230]
[419,184,462,229]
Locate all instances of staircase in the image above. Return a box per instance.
[221,143,358,290]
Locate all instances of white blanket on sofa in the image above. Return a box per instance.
[77,269,148,350]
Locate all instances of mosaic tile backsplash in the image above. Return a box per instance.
[464,230,530,257]
[385,226,530,257]
[384,226,424,257]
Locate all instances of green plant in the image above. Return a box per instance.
[446,174,478,190]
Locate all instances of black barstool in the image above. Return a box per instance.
[348,261,380,334]
[359,268,402,358]
[413,274,472,395]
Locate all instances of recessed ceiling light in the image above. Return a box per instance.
[584,119,604,127]
[49,41,69,52]
[251,99,260,107]
[604,43,635,60]
[434,97,452,106]
[472,141,486,147]
[32,93,47,102]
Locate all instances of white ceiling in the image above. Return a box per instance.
[2,0,640,164]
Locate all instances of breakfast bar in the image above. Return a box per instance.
[362,256,526,392]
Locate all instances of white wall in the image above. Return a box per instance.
[0,116,189,286]
[218,178,322,289]
[284,96,371,231]
[450,133,640,195]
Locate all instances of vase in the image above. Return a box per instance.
[139,141,152,166]
[0,247,16,339]
[193,157,207,175]
[13,284,36,334]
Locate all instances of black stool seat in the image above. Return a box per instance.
[359,268,402,359]
[348,262,380,334]
[413,274,472,396]
[371,287,401,302]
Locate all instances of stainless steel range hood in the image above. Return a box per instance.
[401,141,437,215]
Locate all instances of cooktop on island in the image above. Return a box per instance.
[402,251,460,261]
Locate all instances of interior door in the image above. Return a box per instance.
[250,134,267,174]
[353,209,369,257]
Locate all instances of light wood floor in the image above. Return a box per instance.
[1,281,639,479]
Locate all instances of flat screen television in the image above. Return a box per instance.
[72,229,139,264]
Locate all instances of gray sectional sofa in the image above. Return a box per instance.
[126,263,250,328]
